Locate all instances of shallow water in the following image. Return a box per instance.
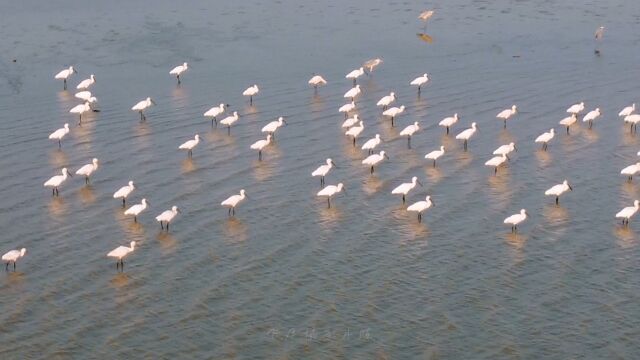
[1,0,640,358]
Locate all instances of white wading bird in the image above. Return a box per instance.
[361,134,381,154]
[363,58,383,73]
[342,114,360,128]
[485,153,508,175]
[76,74,96,90]
[545,180,573,204]
[616,200,639,225]
[410,73,429,94]
[317,183,345,208]
[124,198,149,223]
[625,114,640,133]
[308,75,327,91]
[566,102,585,115]
[493,142,517,158]
[346,67,365,85]
[439,113,459,134]
[107,241,136,271]
[582,108,601,129]
[559,114,577,134]
[455,122,477,151]
[391,176,422,203]
[535,128,555,150]
[362,151,389,174]
[339,101,356,118]
[49,123,70,148]
[204,103,228,127]
[243,85,259,105]
[132,97,156,121]
[345,121,364,146]
[504,209,527,233]
[2,248,26,271]
[169,62,189,84]
[312,158,337,186]
[220,111,240,135]
[399,121,419,148]
[619,103,636,118]
[113,181,135,207]
[621,162,640,181]
[382,105,405,127]
[156,206,181,231]
[424,146,445,167]
[262,117,287,138]
[343,85,361,102]
[376,92,396,110]
[250,135,272,161]
[407,195,434,223]
[221,189,246,216]
[54,66,76,90]
[496,105,518,128]
[178,134,200,157]
[44,168,72,196]
[69,102,92,125]
[75,158,99,184]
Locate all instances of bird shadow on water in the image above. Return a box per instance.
[613,225,637,249]
[621,129,640,147]
[222,216,248,244]
[398,220,430,246]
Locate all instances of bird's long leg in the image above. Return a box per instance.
[418,213,422,223]
[63,79,67,90]
[352,78,356,86]
[504,120,507,129]
[232,207,235,216]
[177,75,181,85]
[52,188,55,196]
[140,112,143,121]
[446,127,449,135]
[433,160,436,168]
[567,126,570,135]
[391,117,394,127]
[227,126,231,135]
[58,139,62,148]
[464,140,468,151]
[352,137,356,147]
[160,221,164,230]
[418,86,421,96]
[250,96,253,105]
[370,166,374,174]
[122,198,126,207]
[5,262,8,271]
[259,151,262,161]
[556,197,559,205]
[407,136,411,149]
[589,120,593,129]
[55,188,59,196]
[13,262,16,271]
[166,222,169,232]
[79,115,82,126]
[494,167,497,175]
[212,118,216,127]
[121,260,124,272]
[402,194,406,204]
[228,207,231,216]
[134,216,137,223]
[327,197,331,209]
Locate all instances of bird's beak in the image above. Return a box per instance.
[569,185,573,191]
[514,145,518,152]
[506,154,510,161]
[432,199,436,207]
[177,208,182,213]
[332,161,339,168]
[226,104,230,107]
[151,99,157,105]
[283,119,288,126]
[385,154,390,159]
[68,172,73,177]
[417,180,423,187]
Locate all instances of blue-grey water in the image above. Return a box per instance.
[1,0,640,358]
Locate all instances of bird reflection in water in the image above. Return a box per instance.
[223,216,248,243]
[109,272,130,289]
[621,181,638,198]
[253,159,276,182]
[542,204,569,227]
[78,186,97,205]
[156,231,177,253]
[49,149,68,168]
[317,206,342,230]
[534,148,552,167]
[362,176,384,195]
[181,157,197,174]
[48,196,69,218]
[416,33,433,44]
[613,225,636,249]
[425,165,443,184]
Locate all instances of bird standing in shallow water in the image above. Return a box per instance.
[49,123,70,148]
[221,190,246,216]
[362,151,389,174]
[44,168,72,196]
[407,196,434,223]
[107,241,136,272]
[616,200,639,225]
[54,66,77,90]
[156,206,181,231]
[243,85,259,104]
[317,183,345,208]
[131,97,156,121]
[113,181,135,207]
[2,248,26,271]
[391,176,422,204]
[545,180,573,205]
[169,62,189,84]
[312,158,337,186]
[504,209,527,233]
[75,158,99,184]
[124,198,149,223]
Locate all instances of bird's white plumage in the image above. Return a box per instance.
[250,135,272,151]
[619,104,636,117]
[439,113,458,128]
[493,142,517,156]
[582,108,601,123]
[345,67,365,80]
[376,92,396,108]
[317,183,344,197]
[70,102,91,116]
[221,190,246,208]
[113,181,135,200]
[361,134,381,151]
[312,159,335,177]
[504,209,527,226]
[425,146,445,161]
[107,241,136,260]
[362,151,388,166]
[49,123,70,141]
[76,74,96,90]
[621,162,640,176]
[75,158,99,178]
[496,105,517,120]
[485,153,507,169]
[343,85,361,99]
[44,168,71,188]
[220,111,239,126]
[179,134,200,151]
[559,114,577,127]
[262,117,286,134]
[535,129,555,144]
[169,62,188,76]
[2,248,26,263]
[383,105,405,118]
[400,122,419,137]
[410,73,429,86]
[156,206,180,223]
[132,97,154,111]
[339,101,356,114]
[243,85,259,97]
[204,103,226,118]
[566,102,585,114]
[545,180,572,197]
[624,114,640,126]
[308,75,327,87]
[342,114,360,128]
[407,196,433,213]
[392,176,420,195]
[345,121,364,139]
[124,199,149,217]
[54,66,75,80]
[616,200,640,220]
[456,122,477,140]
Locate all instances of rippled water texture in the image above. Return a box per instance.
[1,0,639,358]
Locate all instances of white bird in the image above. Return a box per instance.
[338,101,356,118]
[345,121,364,146]
[382,105,405,127]
[455,122,477,150]
[582,108,601,129]
[595,26,605,40]
[76,74,96,90]
[262,117,287,138]
[131,97,155,121]
[493,142,517,157]
[243,85,259,105]
[220,111,240,135]
[407,195,434,223]
[113,181,135,207]
[376,92,396,110]
[496,105,518,128]
[399,121,420,148]
[54,66,76,90]
[124,198,149,223]
[75,158,99,184]
[343,85,361,101]
[410,73,429,94]
[425,146,445,167]
[621,162,640,181]
[250,134,272,161]
[204,103,228,127]
[156,206,181,231]
[49,123,70,147]
[44,168,72,196]
[74,91,98,106]
[362,150,389,174]
[392,176,422,203]
[439,113,459,134]
[418,10,435,23]
[363,58,383,73]
[308,75,327,91]
[169,62,189,84]
[342,114,360,128]
[566,102,585,115]
[616,200,640,225]
[535,128,555,150]
[625,114,640,133]
[2,248,26,271]
[312,158,337,186]
[69,102,91,125]
[317,183,345,208]
[619,103,635,117]
[178,134,200,157]
[559,114,578,134]
[107,241,136,271]
[221,189,246,216]
[484,153,508,175]
[545,180,573,204]
[345,67,365,85]
[361,134,382,154]
[504,209,527,233]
